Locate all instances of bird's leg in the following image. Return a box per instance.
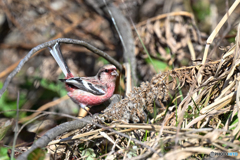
[83,107,93,117]
[79,103,92,117]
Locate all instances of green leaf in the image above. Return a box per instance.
[27,148,46,160]
[192,1,210,21]
[97,57,109,65]
[81,148,96,160]
[145,58,169,72]
[0,147,10,160]
[164,47,171,54]
[0,82,26,118]
[143,130,148,142]
[39,78,67,97]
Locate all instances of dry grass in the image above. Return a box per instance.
[45,7,240,159]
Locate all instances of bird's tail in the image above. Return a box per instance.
[48,42,72,78]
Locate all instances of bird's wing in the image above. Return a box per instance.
[59,77,106,95]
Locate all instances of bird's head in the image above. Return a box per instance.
[97,64,119,82]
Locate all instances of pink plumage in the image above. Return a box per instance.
[49,42,118,115]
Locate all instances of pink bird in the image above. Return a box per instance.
[48,42,118,116]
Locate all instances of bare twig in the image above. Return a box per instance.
[0,38,123,98]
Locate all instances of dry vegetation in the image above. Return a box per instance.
[0,0,240,160]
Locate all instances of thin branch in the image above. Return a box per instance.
[0,38,123,98]
[17,114,93,160]
[12,108,161,159]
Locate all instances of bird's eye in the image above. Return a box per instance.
[104,69,109,72]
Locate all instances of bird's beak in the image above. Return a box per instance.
[111,70,119,76]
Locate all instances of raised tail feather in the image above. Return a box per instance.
[48,42,71,77]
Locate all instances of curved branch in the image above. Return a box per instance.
[16,95,161,159]
[0,38,123,98]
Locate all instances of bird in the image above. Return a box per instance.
[48,42,119,116]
